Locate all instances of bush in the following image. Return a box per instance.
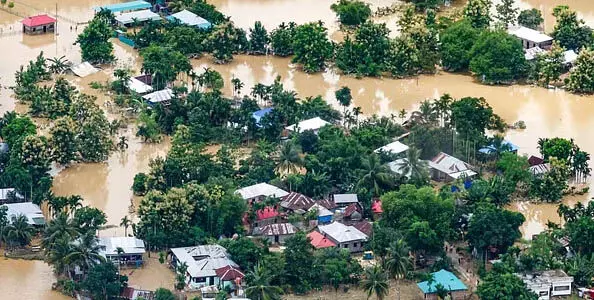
[132,173,148,195]
[331,0,372,26]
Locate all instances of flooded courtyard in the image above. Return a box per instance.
[1,0,594,298]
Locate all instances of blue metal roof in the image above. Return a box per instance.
[417,269,467,294]
[94,1,152,13]
[252,107,273,127]
[478,140,519,155]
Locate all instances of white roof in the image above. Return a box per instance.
[387,158,412,177]
[98,237,145,257]
[508,26,553,43]
[169,9,210,27]
[563,50,578,64]
[142,88,173,103]
[309,203,333,217]
[71,62,98,77]
[115,9,161,25]
[127,77,153,94]
[0,188,22,201]
[318,222,368,243]
[285,117,330,133]
[529,163,551,175]
[333,193,358,204]
[236,183,289,200]
[3,202,45,225]
[524,46,546,60]
[171,245,238,278]
[429,152,476,179]
[375,141,409,155]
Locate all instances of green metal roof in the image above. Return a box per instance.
[417,269,468,294]
[93,1,151,13]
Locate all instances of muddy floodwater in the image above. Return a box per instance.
[1,0,594,298]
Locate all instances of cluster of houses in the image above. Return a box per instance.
[507,25,579,66]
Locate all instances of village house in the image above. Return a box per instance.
[115,9,161,27]
[142,88,174,106]
[236,183,289,203]
[280,192,315,214]
[375,140,409,156]
[318,222,368,253]
[371,199,383,220]
[340,203,363,223]
[21,15,57,35]
[285,117,331,135]
[2,202,45,226]
[170,245,243,290]
[166,9,212,29]
[508,26,554,50]
[127,76,153,95]
[254,222,297,245]
[518,270,573,300]
[308,203,333,224]
[307,231,336,249]
[94,0,152,14]
[253,206,281,228]
[120,287,154,300]
[251,107,273,127]
[331,193,359,208]
[417,269,468,300]
[98,237,145,267]
[478,140,519,155]
[351,220,373,237]
[387,158,412,178]
[428,152,476,182]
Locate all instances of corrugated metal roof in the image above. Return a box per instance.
[71,62,98,77]
[142,88,173,103]
[258,223,296,236]
[285,117,330,133]
[417,269,467,294]
[21,14,56,27]
[428,152,476,179]
[280,192,315,211]
[99,237,145,257]
[115,9,161,25]
[375,141,409,155]
[236,183,288,200]
[171,245,237,278]
[318,222,367,243]
[333,194,358,204]
[3,202,45,225]
[508,26,553,43]
[167,9,211,29]
[94,0,152,13]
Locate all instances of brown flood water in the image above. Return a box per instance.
[0,0,594,298]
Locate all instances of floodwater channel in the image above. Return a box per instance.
[1,0,594,298]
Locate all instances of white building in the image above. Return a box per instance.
[375,141,409,156]
[114,9,161,27]
[170,245,243,290]
[98,237,145,266]
[285,117,330,134]
[428,152,476,182]
[518,270,573,300]
[142,88,174,106]
[508,26,554,50]
[235,183,289,202]
[318,222,368,253]
[2,202,45,226]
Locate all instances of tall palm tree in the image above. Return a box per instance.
[2,215,34,249]
[46,236,73,276]
[245,263,283,300]
[64,232,105,274]
[358,154,394,197]
[352,106,362,127]
[274,141,303,177]
[384,239,412,300]
[231,77,244,98]
[396,147,429,186]
[120,215,132,236]
[432,94,453,127]
[361,265,390,300]
[46,193,68,218]
[43,213,80,251]
[66,195,83,216]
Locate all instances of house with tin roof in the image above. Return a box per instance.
[2,202,45,226]
[428,152,476,182]
[318,222,367,253]
[236,183,289,202]
[417,269,468,300]
[21,14,56,34]
[280,192,315,213]
[332,194,359,207]
[170,245,241,290]
[307,231,336,249]
[98,237,145,267]
[254,223,297,245]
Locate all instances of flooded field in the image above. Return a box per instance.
[0,0,594,298]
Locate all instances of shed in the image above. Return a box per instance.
[115,9,161,26]
[70,62,99,77]
[94,0,152,13]
[285,117,330,134]
[167,9,212,29]
[375,141,409,155]
[508,26,553,49]
[21,14,56,34]
[2,202,45,226]
[417,269,468,300]
[256,223,297,244]
[127,77,153,94]
[307,231,336,249]
[309,203,333,224]
[142,88,174,106]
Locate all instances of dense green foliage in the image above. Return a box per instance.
[292,22,334,73]
[77,15,114,64]
[439,20,481,72]
[330,0,372,26]
[518,8,543,30]
[469,30,527,83]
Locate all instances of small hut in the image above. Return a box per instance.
[22,14,56,34]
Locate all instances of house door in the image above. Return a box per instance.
[43,26,47,33]
[274,235,279,244]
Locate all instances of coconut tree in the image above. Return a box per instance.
[47,56,71,74]
[2,215,34,249]
[42,212,80,251]
[64,232,105,274]
[251,83,270,106]
[120,215,131,236]
[384,239,412,300]
[66,195,83,216]
[358,154,394,197]
[274,141,303,177]
[245,263,283,300]
[361,265,390,300]
[46,236,73,276]
[396,146,429,186]
[231,77,244,98]
[432,94,453,127]
[352,106,362,127]
[335,86,352,126]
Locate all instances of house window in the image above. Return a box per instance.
[554,285,570,291]
[343,244,348,249]
[353,243,358,248]
[539,291,549,296]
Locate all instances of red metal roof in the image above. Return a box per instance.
[352,221,373,236]
[371,200,383,214]
[22,14,56,27]
[256,206,279,220]
[307,231,336,249]
[215,265,244,281]
[344,203,362,217]
[280,192,315,211]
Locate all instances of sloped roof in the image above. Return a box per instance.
[387,158,412,177]
[343,203,362,217]
[315,199,337,210]
[307,231,336,249]
[352,221,373,236]
[127,77,153,94]
[333,194,358,204]
[22,14,56,27]
[280,192,315,211]
[528,156,544,166]
[286,117,330,133]
[71,62,98,77]
[115,9,161,25]
[417,269,467,294]
[256,206,279,220]
[99,237,145,257]
[167,9,211,28]
[508,26,553,43]
[524,46,546,61]
[564,50,578,64]
[258,223,297,236]
[318,222,367,243]
[94,0,152,13]
[3,202,45,226]
[429,152,476,179]
[215,265,244,281]
[142,88,173,104]
[309,203,333,217]
[375,141,409,155]
[478,140,519,154]
[0,188,23,201]
[371,200,383,214]
[236,183,288,200]
[171,245,238,278]
[530,163,551,175]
